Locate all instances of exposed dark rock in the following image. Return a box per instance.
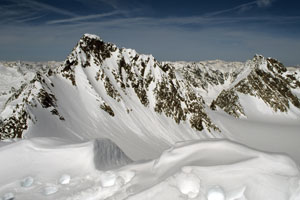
[211,90,245,118]
[37,89,56,108]
[0,109,28,139]
[211,56,300,117]
[100,103,115,116]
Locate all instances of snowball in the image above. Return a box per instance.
[99,171,117,187]
[176,173,201,198]
[59,174,71,185]
[3,192,14,200]
[207,186,225,200]
[44,186,58,195]
[21,176,34,187]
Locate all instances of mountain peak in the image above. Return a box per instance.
[253,54,265,60]
[77,33,115,56]
[82,33,101,41]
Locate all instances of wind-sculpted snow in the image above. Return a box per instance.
[0,138,299,200]
[0,137,131,186]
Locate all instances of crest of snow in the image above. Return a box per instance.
[127,140,300,200]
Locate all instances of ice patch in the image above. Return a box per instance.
[99,171,117,187]
[59,174,71,185]
[21,176,34,187]
[176,173,201,198]
[207,186,225,200]
[44,186,58,195]
[2,192,14,200]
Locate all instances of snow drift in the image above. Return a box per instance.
[0,137,131,186]
[0,138,299,199]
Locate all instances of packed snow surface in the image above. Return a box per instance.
[0,138,299,200]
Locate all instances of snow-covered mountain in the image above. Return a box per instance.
[1,33,300,160]
[1,33,300,199]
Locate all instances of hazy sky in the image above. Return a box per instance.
[0,0,300,66]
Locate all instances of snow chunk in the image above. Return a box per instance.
[43,186,58,195]
[118,170,135,184]
[99,171,117,187]
[59,174,71,185]
[21,176,34,187]
[176,173,201,198]
[2,192,14,200]
[207,186,225,200]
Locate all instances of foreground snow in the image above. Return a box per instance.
[0,137,299,200]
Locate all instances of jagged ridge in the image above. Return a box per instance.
[0,34,300,144]
[210,55,300,118]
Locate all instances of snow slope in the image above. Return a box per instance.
[0,138,299,200]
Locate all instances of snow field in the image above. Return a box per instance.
[0,138,300,199]
[0,170,136,200]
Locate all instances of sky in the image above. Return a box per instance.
[0,0,300,66]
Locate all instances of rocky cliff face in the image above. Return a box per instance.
[210,55,300,118]
[1,34,300,141]
[0,72,64,139]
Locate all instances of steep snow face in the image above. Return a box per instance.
[0,138,299,200]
